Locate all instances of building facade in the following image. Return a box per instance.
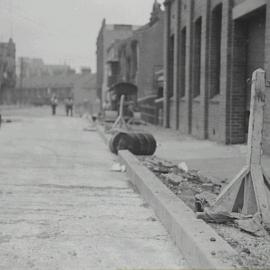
[0,38,16,93]
[73,69,97,116]
[105,1,165,124]
[18,57,75,81]
[96,19,140,108]
[2,70,96,107]
[163,0,270,153]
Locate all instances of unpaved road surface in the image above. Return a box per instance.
[0,112,187,270]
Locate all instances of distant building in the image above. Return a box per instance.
[44,64,75,76]
[105,0,165,124]
[96,19,141,108]
[73,68,97,115]
[16,57,44,79]
[18,57,75,83]
[0,38,16,90]
[3,68,97,111]
[14,72,76,105]
[80,67,92,74]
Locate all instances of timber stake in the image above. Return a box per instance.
[111,95,130,131]
[211,68,270,228]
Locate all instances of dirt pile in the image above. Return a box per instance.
[140,155,270,269]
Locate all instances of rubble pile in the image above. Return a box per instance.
[140,155,270,268]
[141,156,221,211]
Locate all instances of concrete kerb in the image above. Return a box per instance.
[97,124,240,269]
[118,151,240,269]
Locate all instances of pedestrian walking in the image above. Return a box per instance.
[65,97,73,117]
[51,96,58,116]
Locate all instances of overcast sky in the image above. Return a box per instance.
[0,0,161,71]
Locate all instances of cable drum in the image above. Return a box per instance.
[109,132,126,154]
[125,133,141,155]
[144,133,157,155]
[117,133,134,153]
[108,132,157,155]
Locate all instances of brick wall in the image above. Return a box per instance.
[191,1,209,139]
[192,100,204,138]
[169,99,177,129]
[130,14,164,100]
[208,2,229,142]
[139,96,158,124]
[0,39,16,89]
[110,13,165,125]
[229,7,266,144]
[263,3,270,155]
[164,0,270,150]
[96,22,136,107]
[191,15,203,138]
[179,99,189,134]
[208,100,224,141]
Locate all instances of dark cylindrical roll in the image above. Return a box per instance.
[117,133,133,153]
[144,133,157,155]
[137,133,149,155]
[127,133,141,155]
[109,132,125,154]
[109,131,157,155]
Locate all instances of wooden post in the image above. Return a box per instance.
[211,68,270,227]
[111,95,130,131]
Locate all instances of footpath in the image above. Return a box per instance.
[130,124,270,184]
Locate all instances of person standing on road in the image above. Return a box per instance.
[65,97,73,117]
[64,98,69,116]
[51,95,58,116]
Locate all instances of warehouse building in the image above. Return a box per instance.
[163,0,270,153]
[105,0,165,124]
[96,20,140,109]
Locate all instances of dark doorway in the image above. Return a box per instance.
[193,17,202,98]
[168,34,175,98]
[180,27,186,98]
[232,6,266,143]
[210,4,222,98]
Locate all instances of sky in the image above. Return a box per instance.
[0,0,161,72]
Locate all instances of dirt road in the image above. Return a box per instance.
[0,110,186,270]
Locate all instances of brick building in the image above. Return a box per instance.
[96,19,140,108]
[18,57,75,79]
[12,73,76,105]
[0,38,16,92]
[163,0,270,154]
[3,70,96,107]
[106,1,165,124]
[73,69,97,116]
